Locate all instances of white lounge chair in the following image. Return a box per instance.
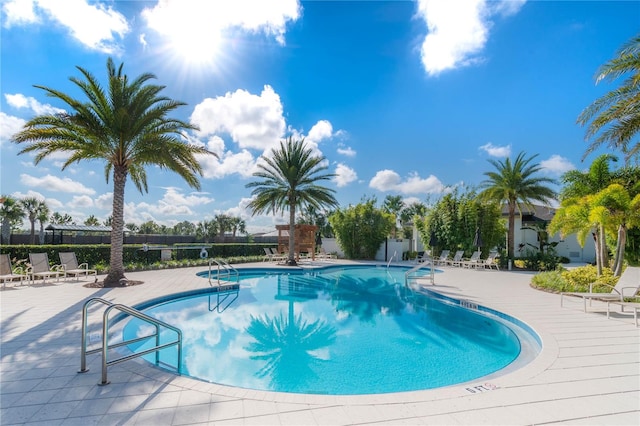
[318,247,336,260]
[479,251,500,270]
[270,248,286,262]
[434,250,450,266]
[0,254,28,287]
[561,266,640,312]
[27,252,64,284]
[462,251,481,269]
[263,247,275,262]
[58,252,97,281]
[446,250,464,267]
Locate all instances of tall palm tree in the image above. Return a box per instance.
[230,216,246,237]
[36,202,50,244]
[12,58,214,287]
[246,137,338,266]
[577,34,640,162]
[20,197,46,245]
[478,152,556,259]
[382,195,404,238]
[0,196,24,245]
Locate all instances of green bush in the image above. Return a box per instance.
[531,265,620,293]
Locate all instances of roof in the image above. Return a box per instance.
[45,224,114,233]
[500,204,556,221]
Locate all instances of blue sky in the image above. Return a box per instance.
[1,0,638,233]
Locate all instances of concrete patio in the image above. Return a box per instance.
[1,261,638,425]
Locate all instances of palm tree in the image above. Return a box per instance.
[0,196,24,245]
[246,137,339,266]
[577,34,640,162]
[12,58,214,287]
[36,202,50,244]
[20,197,46,245]
[478,152,556,259]
[230,216,246,237]
[84,215,101,226]
[382,195,404,238]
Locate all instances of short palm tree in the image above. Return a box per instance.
[577,33,640,162]
[0,196,24,245]
[478,152,556,260]
[12,58,214,287]
[36,202,50,244]
[20,197,46,245]
[246,137,339,266]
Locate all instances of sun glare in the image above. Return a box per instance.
[165,27,222,66]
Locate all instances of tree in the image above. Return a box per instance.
[382,195,404,238]
[230,217,246,237]
[84,215,100,226]
[20,197,47,245]
[50,212,74,225]
[400,202,427,238]
[246,137,338,266]
[577,34,640,162]
[329,197,395,259]
[125,222,139,234]
[12,58,214,287]
[477,152,556,259]
[213,214,234,238]
[173,220,196,236]
[139,220,161,234]
[195,219,217,241]
[0,196,24,244]
[36,202,50,244]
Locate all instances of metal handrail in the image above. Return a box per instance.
[79,297,182,385]
[387,250,397,269]
[404,257,435,287]
[208,258,239,286]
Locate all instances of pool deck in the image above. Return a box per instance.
[1,260,638,425]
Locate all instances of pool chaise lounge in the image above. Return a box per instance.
[58,252,97,281]
[0,254,28,287]
[560,266,640,312]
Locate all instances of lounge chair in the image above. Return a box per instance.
[318,248,336,260]
[263,247,275,262]
[461,251,481,269]
[561,266,640,312]
[58,252,97,281]
[0,254,28,287]
[27,252,64,284]
[270,248,286,262]
[446,250,464,267]
[416,251,432,264]
[434,250,450,266]
[479,251,500,270]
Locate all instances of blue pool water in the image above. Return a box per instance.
[123,265,539,395]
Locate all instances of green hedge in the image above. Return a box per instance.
[1,243,274,268]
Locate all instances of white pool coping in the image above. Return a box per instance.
[1,260,639,425]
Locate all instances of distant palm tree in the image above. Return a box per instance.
[382,195,404,238]
[12,58,214,287]
[478,152,556,259]
[577,34,640,162]
[36,202,50,244]
[20,197,46,245]
[0,196,24,244]
[230,216,246,237]
[246,137,338,266]
[84,215,101,226]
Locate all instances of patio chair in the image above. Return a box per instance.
[27,252,64,284]
[479,251,500,270]
[416,251,432,264]
[263,247,275,262]
[319,248,336,260]
[0,254,28,287]
[58,252,97,281]
[434,250,450,266]
[462,251,481,269]
[561,266,640,312]
[270,248,286,262]
[446,250,464,267]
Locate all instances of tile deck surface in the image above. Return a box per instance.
[1,260,639,425]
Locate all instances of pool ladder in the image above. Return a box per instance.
[78,297,182,385]
[404,256,435,287]
[208,258,239,286]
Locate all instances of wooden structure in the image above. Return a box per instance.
[275,224,318,260]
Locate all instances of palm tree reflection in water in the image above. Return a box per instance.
[245,274,336,392]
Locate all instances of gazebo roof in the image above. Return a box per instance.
[45,224,114,233]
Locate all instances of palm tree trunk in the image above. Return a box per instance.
[612,224,626,277]
[2,218,10,244]
[104,167,127,286]
[288,202,297,266]
[507,201,516,259]
[598,226,606,276]
[29,218,36,245]
[592,232,602,275]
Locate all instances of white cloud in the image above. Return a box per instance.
[416,0,526,76]
[10,190,62,210]
[94,193,113,211]
[198,149,257,179]
[333,163,357,188]
[160,187,215,207]
[337,145,356,157]
[3,0,129,53]
[5,93,65,115]
[2,0,38,27]
[0,112,25,145]
[540,155,575,176]
[67,195,94,208]
[306,120,334,144]
[20,174,95,195]
[142,0,301,56]
[369,170,445,194]
[479,142,511,157]
[191,85,286,151]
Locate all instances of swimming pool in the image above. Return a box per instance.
[123,264,540,395]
